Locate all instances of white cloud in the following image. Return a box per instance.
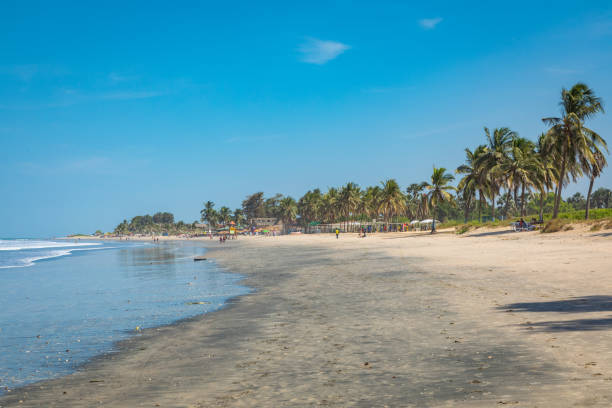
[419,17,443,30]
[299,38,350,65]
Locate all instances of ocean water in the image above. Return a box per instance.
[0,239,250,393]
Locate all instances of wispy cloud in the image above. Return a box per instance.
[108,72,140,83]
[362,85,415,94]
[299,38,350,65]
[0,64,39,81]
[406,120,476,140]
[418,17,443,30]
[0,89,166,110]
[225,134,283,144]
[0,64,69,81]
[17,156,151,175]
[98,90,165,100]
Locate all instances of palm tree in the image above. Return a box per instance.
[278,196,298,234]
[502,137,540,216]
[200,201,217,226]
[534,133,558,221]
[405,183,429,220]
[218,206,232,226]
[424,167,456,233]
[456,145,486,222]
[233,208,246,226]
[475,127,515,221]
[339,182,361,232]
[321,187,340,223]
[361,186,382,221]
[298,189,323,230]
[378,179,405,223]
[585,150,607,219]
[542,83,606,218]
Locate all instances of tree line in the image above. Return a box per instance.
[113,212,198,234]
[201,83,609,231]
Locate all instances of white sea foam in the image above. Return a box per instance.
[0,249,73,268]
[0,240,107,269]
[0,239,100,251]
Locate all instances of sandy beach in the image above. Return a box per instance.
[2,227,612,407]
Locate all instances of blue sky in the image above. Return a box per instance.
[1,1,612,237]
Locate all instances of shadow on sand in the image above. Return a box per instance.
[500,295,612,313]
[500,296,612,332]
[466,230,520,238]
[521,317,612,332]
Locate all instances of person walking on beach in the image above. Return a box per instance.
[335,228,340,239]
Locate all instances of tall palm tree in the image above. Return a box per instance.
[585,150,607,220]
[339,182,361,232]
[534,133,558,221]
[502,137,540,216]
[361,186,382,221]
[456,145,486,222]
[542,83,606,218]
[424,167,456,233]
[378,179,406,223]
[218,206,232,226]
[200,201,216,225]
[405,183,429,220]
[475,127,515,221]
[278,196,298,234]
[298,189,323,230]
[321,187,340,223]
[233,208,246,226]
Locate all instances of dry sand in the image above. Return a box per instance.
[2,227,612,407]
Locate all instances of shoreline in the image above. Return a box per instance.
[2,229,612,406]
[0,240,252,401]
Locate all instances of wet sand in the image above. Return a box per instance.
[2,228,612,407]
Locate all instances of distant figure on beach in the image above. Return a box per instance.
[335,228,340,239]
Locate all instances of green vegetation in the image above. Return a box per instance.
[106,83,610,235]
[557,208,612,221]
[113,212,198,235]
[424,167,455,233]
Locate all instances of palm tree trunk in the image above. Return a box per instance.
[504,188,511,218]
[520,183,526,216]
[553,157,566,219]
[464,196,471,223]
[539,191,545,222]
[431,205,437,234]
[585,176,595,220]
[478,190,483,223]
[491,192,496,221]
[513,186,519,211]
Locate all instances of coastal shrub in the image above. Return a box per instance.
[455,224,472,234]
[590,223,603,232]
[542,219,567,233]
